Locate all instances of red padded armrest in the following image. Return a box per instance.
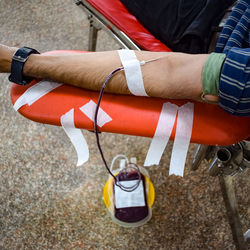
[85,0,171,52]
[10,51,250,146]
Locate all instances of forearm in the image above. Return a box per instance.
[24,51,132,95]
[24,51,208,100]
[1,45,208,100]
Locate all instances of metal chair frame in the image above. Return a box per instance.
[75,1,249,248]
[75,0,140,51]
[192,143,250,250]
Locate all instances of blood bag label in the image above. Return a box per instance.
[114,180,145,209]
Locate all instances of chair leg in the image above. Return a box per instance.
[88,23,98,51]
[192,144,249,249]
[218,175,247,250]
[191,144,211,171]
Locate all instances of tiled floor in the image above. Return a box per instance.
[0,1,249,249]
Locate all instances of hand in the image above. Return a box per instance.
[0,44,18,73]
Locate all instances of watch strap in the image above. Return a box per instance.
[9,46,40,85]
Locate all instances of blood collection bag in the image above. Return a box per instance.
[103,156,155,227]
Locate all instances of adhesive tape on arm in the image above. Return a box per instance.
[118,50,148,97]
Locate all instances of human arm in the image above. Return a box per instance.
[0,44,213,102]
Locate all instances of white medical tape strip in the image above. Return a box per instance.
[169,102,194,177]
[144,102,178,166]
[13,80,63,111]
[60,108,89,166]
[118,50,148,97]
[118,49,137,61]
[79,100,112,127]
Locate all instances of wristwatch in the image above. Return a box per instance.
[8,46,40,85]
